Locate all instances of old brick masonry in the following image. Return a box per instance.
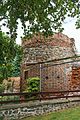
[21,33,80,92]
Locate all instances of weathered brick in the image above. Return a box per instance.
[21,33,79,92]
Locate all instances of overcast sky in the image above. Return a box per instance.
[62,17,80,53]
[17,17,80,53]
[1,17,80,53]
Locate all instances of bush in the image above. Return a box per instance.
[27,77,40,92]
[0,84,5,93]
[1,96,20,101]
[0,116,4,120]
[0,74,4,84]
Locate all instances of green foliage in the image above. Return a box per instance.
[11,45,23,77]
[0,63,13,83]
[27,77,40,92]
[0,32,16,63]
[0,31,22,82]
[0,116,4,120]
[0,31,16,81]
[0,95,20,101]
[0,84,5,93]
[0,69,4,84]
[0,0,80,38]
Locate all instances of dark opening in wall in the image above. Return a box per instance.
[24,71,28,80]
[45,76,48,79]
[57,76,60,79]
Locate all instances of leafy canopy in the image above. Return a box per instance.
[0,32,16,65]
[0,0,80,38]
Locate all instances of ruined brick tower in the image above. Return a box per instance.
[21,33,77,92]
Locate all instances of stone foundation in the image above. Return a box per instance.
[0,98,80,120]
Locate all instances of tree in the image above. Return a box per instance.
[0,0,80,38]
[0,31,20,82]
[11,45,22,77]
[0,32,14,81]
[0,32,16,64]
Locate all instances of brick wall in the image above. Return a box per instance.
[70,65,80,90]
[21,33,77,92]
[8,77,20,92]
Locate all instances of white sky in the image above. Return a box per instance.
[1,17,80,53]
[62,17,80,53]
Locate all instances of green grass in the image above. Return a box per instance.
[21,107,80,120]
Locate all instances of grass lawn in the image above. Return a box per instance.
[21,107,80,120]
